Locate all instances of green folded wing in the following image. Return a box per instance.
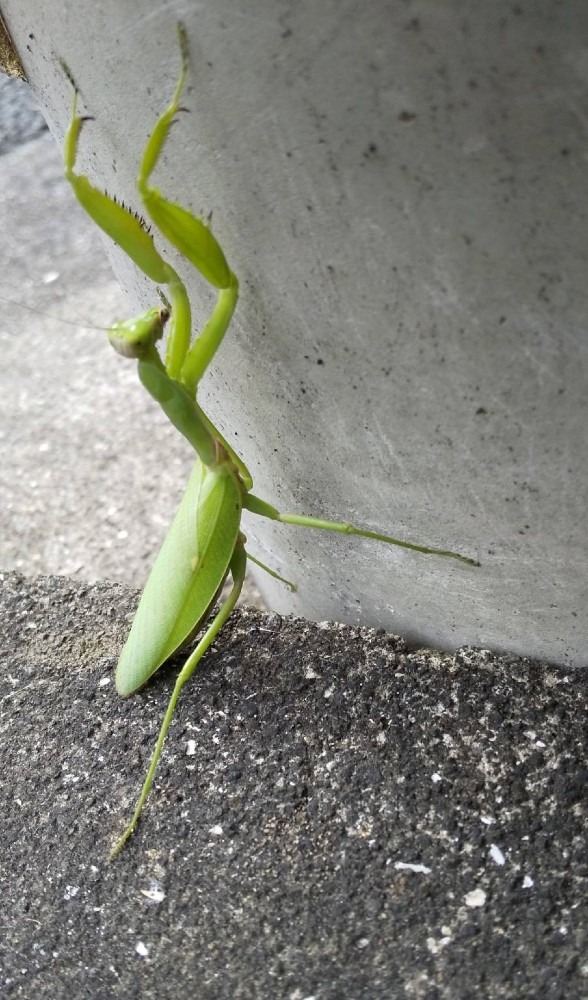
[115,458,242,696]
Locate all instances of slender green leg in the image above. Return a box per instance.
[246,551,297,592]
[244,494,479,566]
[110,542,247,859]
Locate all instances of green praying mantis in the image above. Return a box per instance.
[58,24,477,857]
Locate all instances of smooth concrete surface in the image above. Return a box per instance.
[1,571,586,998]
[0,2,586,667]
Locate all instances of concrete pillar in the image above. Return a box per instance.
[3,1,587,666]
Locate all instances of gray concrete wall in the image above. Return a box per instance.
[1,1,587,666]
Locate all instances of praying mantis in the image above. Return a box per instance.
[59,24,477,857]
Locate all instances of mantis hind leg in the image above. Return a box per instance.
[109,542,247,859]
[243,494,478,566]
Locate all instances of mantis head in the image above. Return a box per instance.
[108,306,169,359]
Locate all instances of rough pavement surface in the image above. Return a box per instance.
[1,572,586,999]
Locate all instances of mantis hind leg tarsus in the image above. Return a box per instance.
[109,542,247,859]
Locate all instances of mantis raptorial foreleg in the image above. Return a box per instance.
[134,25,239,392]
[58,23,477,857]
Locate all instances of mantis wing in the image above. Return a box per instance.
[115,459,242,697]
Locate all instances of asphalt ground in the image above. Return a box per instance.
[1,571,586,999]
